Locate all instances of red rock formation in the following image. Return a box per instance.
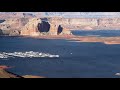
[20,18,41,36]
[1,12,120,30]
[97,18,120,28]
[49,24,58,35]
[20,18,72,36]
[1,17,120,36]
[0,12,24,19]
[48,17,98,30]
[0,18,29,30]
[48,17,120,30]
[0,12,36,19]
[0,18,29,36]
[3,17,120,36]
[48,17,72,35]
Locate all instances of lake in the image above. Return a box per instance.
[72,30,120,37]
[0,31,120,78]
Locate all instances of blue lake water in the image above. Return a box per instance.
[0,31,120,78]
[72,30,120,37]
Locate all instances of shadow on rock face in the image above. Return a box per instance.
[0,29,3,35]
[0,20,5,23]
[38,21,50,32]
[57,25,63,35]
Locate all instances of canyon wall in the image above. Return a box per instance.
[48,17,98,25]
[0,18,29,30]
[20,18,41,36]
[98,18,120,26]
[1,17,120,36]
[48,17,120,30]
[0,18,29,36]
[20,18,72,36]
[0,12,37,19]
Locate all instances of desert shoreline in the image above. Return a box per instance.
[18,34,120,45]
[0,65,45,78]
[1,34,120,44]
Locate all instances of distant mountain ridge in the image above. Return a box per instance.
[44,12,120,18]
[0,12,120,19]
[0,12,44,19]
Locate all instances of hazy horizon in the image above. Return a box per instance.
[1,12,120,18]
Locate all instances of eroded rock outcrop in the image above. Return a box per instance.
[48,17,120,30]
[1,18,29,30]
[20,18,41,36]
[20,18,72,36]
[47,17,72,35]
[2,17,120,36]
[3,17,120,36]
[0,12,37,19]
[0,18,29,36]
[0,17,72,36]
[48,17,98,30]
[9,30,20,36]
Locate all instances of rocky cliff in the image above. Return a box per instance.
[0,18,29,36]
[0,18,29,30]
[0,12,37,19]
[48,17,120,30]
[20,18,41,36]
[20,18,72,36]
[1,17,120,36]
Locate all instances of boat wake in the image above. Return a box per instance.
[0,51,59,59]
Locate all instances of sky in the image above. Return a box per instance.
[43,12,120,18]
[1,12,120,18]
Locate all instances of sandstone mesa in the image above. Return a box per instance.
[1,16,120,36]
[0,17,72,36]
